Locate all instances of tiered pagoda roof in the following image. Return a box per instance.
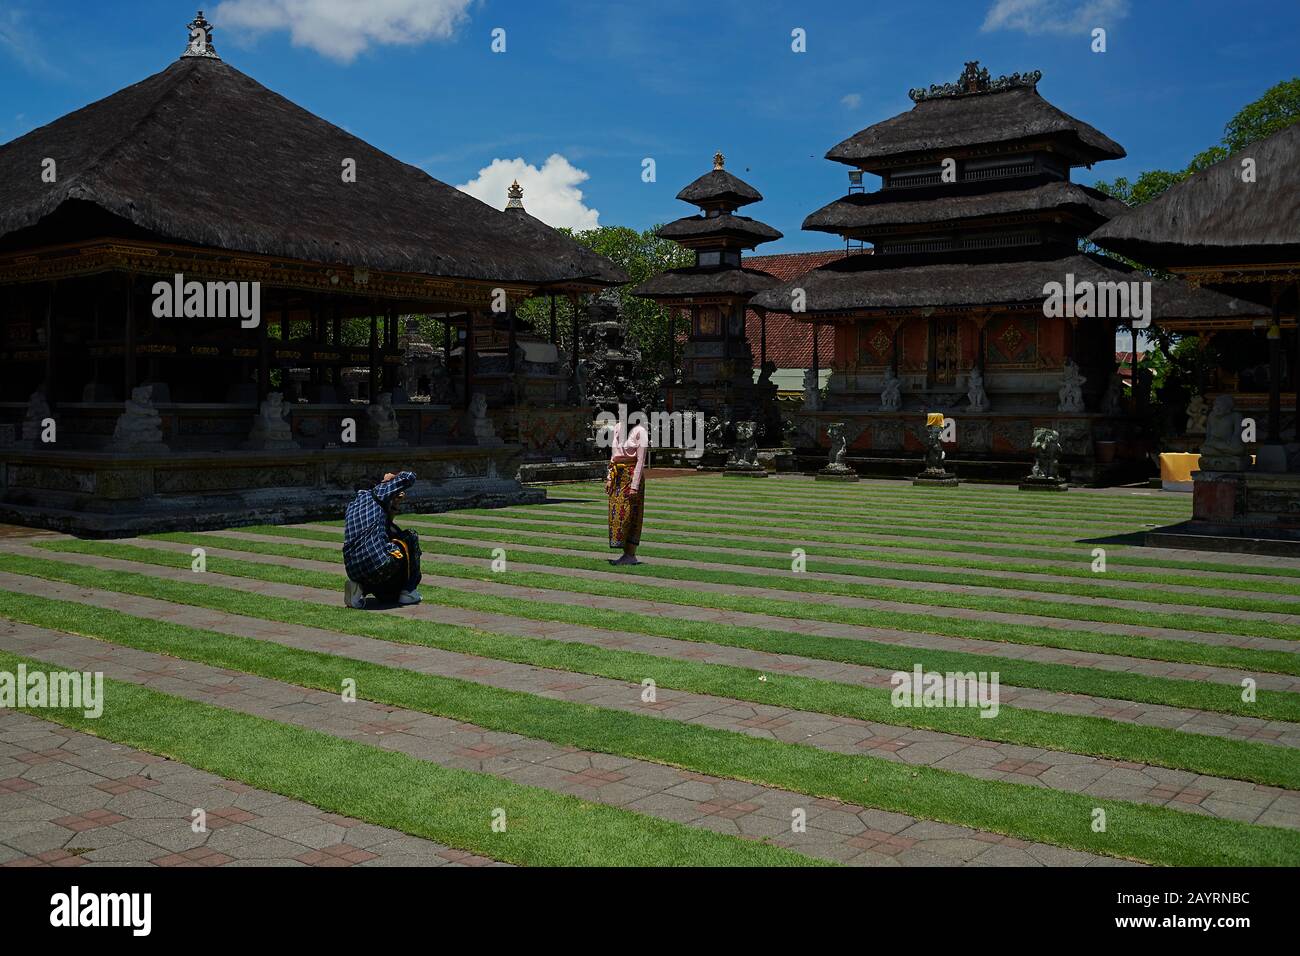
[804,181,1125,238]
[751,61,1263,324]
[827,66,1125,171]
[632,153,782,300]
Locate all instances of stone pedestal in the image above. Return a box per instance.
[1019,475,1068,492]
[913,469,958,487]
[817,463,858,482]
[723,462,768,477]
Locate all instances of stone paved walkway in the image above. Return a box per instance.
[0,711,501,868]
[77,538,1300,694]
[0,619,1133,866]
[386,518,1300,604]
[2,475,1296,867]
[1,572,1295,831]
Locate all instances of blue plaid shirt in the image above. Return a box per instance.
[343,471,415,582]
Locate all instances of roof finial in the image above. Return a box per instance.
[506,179,524,209]
[908,61,1040,103]
[181,10,220,60]
[713,151,725,170]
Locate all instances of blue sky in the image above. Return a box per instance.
[2,0,1297,252]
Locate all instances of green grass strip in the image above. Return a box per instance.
[365,520,1300,612]
[0,649,808,867]
[397,513,1300,597]
[554,488,1163,532]
[14,545,1300,721]
[554,478,1194,516]
[159,529,1299,644]
[1,608,1294,866]
[5,571,1298,790]
[36,537,1300,677]
[531,499,1132,546]
[454,504,1300,580]
[557,482,1193,521]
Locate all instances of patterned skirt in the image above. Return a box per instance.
[607,461,644,549]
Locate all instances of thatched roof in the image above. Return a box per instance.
[630,266,780,300]
[0,54,624,286]
[657,213,782,247]
[826,86,1125,169]
[501,205,625,286]
[749,252,1268,319]
[675,168,763,208]
[1090,121,1300,265]
[804,181,1125,234]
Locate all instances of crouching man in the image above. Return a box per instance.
[343,470,422,608]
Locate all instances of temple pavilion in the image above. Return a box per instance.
[1091,121,1300,544]
[750,61,1260,482]
[631,153,784,446]
[0,13,623,533]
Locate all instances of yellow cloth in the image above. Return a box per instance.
[1159,453,1200,483]
[926,412,945,427]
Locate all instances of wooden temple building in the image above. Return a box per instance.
[631,153,784,446]
[0,13,623,533]
[1092,121,1300,546]
[750,62,1259,482]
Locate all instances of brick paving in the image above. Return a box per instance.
[0,711,502,868]
[386,517,1300,605]
[0,621,1130,867]
[1,476,1296,867]
[204,529,1300,645]
[63,538,1299,695]
[0,577,1295,831]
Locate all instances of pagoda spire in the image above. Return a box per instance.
[505,179,525,210]
[713,151,725,170]
[181,10,220,60]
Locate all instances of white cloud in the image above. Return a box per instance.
[213,0,473,63]
[456,155,600,231]
[840,93,862,109]
[981,0,1128,35]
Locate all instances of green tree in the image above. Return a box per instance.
[516,224,692,393]
[1094,77,1300,207]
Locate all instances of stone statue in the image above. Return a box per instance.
[1100,370,1125,416]
[966,367,990,412]
[1199,395,1249,471]
[802,367,821,411]
[827,422,848,467]
[111,385,167,451]
[726,421,761,469]
[1184,393,1208,435]
[20,390,51,445]
[462,392,502,446]
[244,392,298,450]
[366,393,404,446]
[1030,428,1062,479]
[734,422,759,466]
[881,368,902,412]
[817,421,859,481]
[704,416,727,451]
[757,360,777,390]
[1058,359,1086,413]
[922,423,947,473]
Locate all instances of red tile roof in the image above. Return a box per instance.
[744,250,848,369]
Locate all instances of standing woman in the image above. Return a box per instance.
[606,395,649,565]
